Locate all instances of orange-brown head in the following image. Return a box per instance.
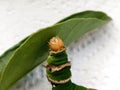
[49,37,64,51]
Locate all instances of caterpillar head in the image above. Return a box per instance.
[49,37,65,51]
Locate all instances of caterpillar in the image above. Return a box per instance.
[45,37,96,90]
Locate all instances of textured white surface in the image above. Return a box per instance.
[0,0,120,90]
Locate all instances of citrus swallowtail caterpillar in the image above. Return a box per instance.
[45,37,96,90]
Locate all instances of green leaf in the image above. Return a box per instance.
[0,10,111,90]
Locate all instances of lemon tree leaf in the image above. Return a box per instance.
[0,11,111,90]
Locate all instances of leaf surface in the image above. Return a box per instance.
[0,11,111,90]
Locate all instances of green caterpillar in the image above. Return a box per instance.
[45,37,96,90]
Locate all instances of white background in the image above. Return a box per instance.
[0,0,120,90]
